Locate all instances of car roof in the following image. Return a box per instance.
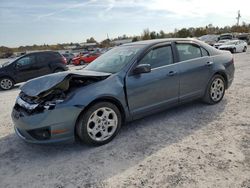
[28,51,59,55]
[122,38,223,56]
[122,38,202,47]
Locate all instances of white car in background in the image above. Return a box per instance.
[219,40,247,53]
[213,39,230,49]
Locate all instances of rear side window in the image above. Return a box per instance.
[37,53,52,64]
[139,45,173,69]
[176,43,202,61]
[52,52,63,59]
[201,47,209,56]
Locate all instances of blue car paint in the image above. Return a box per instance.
[11,38,235,144]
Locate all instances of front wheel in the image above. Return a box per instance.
[76,102,122,146]
[202,75,225,105]
[0,77,14,90]
[243,46,247,52]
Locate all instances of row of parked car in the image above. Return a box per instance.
[62,48,111,66]
[213,39,247,53]
[0,48,108,90]
[0,36,246,91]
[199,33,248,53]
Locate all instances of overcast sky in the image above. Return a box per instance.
[0,0,249,47]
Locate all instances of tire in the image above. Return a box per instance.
[0,77,14,90]
[232,48,236,53]
[202,75,226,105]
[76,102,122,146]
[243,46,247,52]
[54,68,64,73]
[80,60,86,65]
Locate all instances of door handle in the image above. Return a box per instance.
[168,71,177,76]
[206,61,213,66]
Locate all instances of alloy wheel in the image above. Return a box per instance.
[86,107,118,142]
[210,78,225,102]
[0,78,13,90]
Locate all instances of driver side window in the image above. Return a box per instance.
[139,45,173,69]
[16,55,35,66]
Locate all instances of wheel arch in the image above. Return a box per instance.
[213,71,228,89]
[74,96,126,139]
[0,75,16,84]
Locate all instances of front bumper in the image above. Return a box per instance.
[11,106,83,144]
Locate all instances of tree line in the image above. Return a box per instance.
[1,24,250,58]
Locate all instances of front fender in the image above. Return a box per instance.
[58,75,130,120]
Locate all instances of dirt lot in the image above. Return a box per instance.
[0,50,250,188]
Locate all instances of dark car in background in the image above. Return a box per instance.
[0,51,68,90]
[11,39,234,145]
[62,53,75,64]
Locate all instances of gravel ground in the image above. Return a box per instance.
[0,50,250,188]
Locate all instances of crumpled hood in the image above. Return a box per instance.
[20,70,111,97]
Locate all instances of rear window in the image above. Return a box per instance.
[176,43,202,61]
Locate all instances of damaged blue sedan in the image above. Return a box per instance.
[11,39,234,145]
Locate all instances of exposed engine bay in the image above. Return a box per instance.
[14,71,111,115]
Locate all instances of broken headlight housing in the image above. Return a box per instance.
[43,99,64,110]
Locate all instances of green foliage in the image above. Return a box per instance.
[142,29,151,40]
[86,37,97,43]
[0,46,13,58]
[2,24,250,54]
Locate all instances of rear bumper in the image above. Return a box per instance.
[11,106,82,144]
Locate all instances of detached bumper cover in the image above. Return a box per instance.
[11,106,83,144]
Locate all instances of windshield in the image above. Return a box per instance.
[85,45,144,73]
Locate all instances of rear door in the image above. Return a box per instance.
[36,53,52,76]
[13,54,38,82]
[174,42,212,102]
[126,43,179,118]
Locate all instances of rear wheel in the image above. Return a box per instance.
[232,48,236,53]
[76,102,122,146]
[243,46,247,52]
[0,77,14,90]
[202,75,225,104]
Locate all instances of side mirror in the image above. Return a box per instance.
[133,64,151,74]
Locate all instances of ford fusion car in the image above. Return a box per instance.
[11,39,235,145]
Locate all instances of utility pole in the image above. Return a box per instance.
[236,10,241,26]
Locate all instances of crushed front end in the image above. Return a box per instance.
[12,90,82,143]
[11,71,111,144]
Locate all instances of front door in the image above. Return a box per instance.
[126,44,179,118]
[13,54,38,83]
